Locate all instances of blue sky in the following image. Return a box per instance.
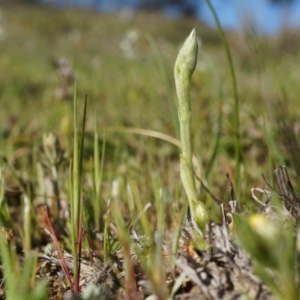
[41,0,300,35]
[198,0,300,34]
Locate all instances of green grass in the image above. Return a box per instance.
[1,3,298,185]
[1,2,300,299]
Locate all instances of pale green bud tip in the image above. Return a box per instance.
[175,29,198,77]
[192,202,209,230]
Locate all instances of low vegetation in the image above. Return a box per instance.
[0,2,300,299]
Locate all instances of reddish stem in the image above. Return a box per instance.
[44,205,74,291]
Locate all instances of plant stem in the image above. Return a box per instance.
[174,29,208,230]
[71,88,87,295]
[44,206,73,289]
[204,0,242,194]
[147,34,180,139]
[71,83,79,292]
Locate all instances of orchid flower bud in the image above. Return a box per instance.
[175,29,208,231]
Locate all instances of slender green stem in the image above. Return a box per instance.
[205,0,242,193]
[78,98,87,218]
[147,34,180,139]
[71,83,79,289]
[71,87,87,295]
[51,165,61,216]
[205,58,223,179]
[93,113,105,231]
[94,114,100,231]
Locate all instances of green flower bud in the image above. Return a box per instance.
[174,28,198,81]
[191,201,209,231]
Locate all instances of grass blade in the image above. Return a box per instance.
[204,0,242,195]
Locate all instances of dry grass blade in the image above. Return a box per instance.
[272,93,300,175]
[274,165,300,221]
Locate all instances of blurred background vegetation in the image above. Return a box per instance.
[1,3,300,298]
[1,0,300,205]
